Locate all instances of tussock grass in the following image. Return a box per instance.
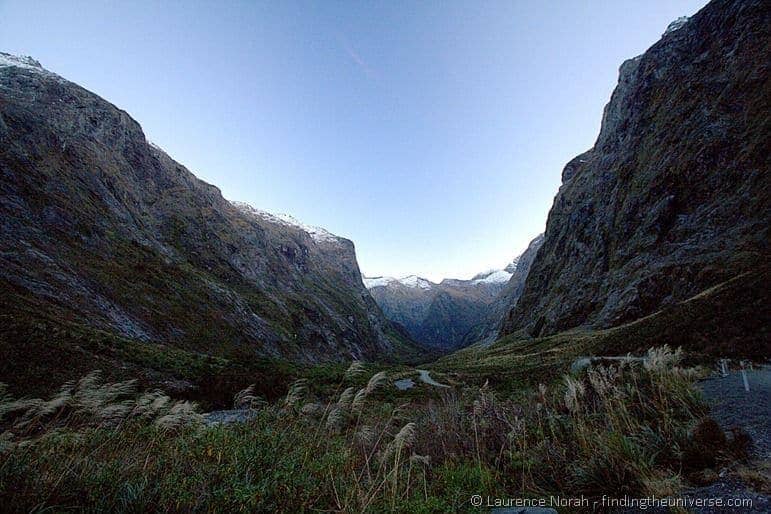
[0,371,202,441]
[0,347,746,512]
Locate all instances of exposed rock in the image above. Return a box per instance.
[462,234,544,346]
[501,0,770,342]
[0,52,417,373]
[365,265,515,351]
[394,378,415,390]
[570,355,644,374]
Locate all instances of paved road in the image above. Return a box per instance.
[395,370,449,390]
[684,365,771,514]
[698,366,771,459]
[417,369,449,388]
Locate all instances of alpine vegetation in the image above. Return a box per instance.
[0,348,749,511]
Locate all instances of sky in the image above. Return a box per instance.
[0,0,709,282]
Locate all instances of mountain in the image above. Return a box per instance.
[501,0,770,345]
[364,252,531,351]
[460,234,544,346]
[0,52,418,391]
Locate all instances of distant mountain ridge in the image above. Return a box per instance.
[365,242,540,350]
[0,51,418,391]
[364,267,514,291]
[462,234,544,347]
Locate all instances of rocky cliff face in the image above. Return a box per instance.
[462,234,543,346]
[501,0,770,339]
[365,245,540,351]
[0,53,415,365]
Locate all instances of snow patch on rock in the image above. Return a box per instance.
[472,269,512,284]
[231,201,340,244]
[0,52,69,83]
[0,53,42,70]
[399,275,434,289]
[664,16,689,35]
[363,276,396,289]
[363,275,434,290]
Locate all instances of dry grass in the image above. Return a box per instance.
[0,371,203,442]
[0,347,748,512]
[233,384,267,410]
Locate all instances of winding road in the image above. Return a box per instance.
[394,369,450,390]
[417,369,449,388]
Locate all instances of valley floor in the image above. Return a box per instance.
[2,346,768,512]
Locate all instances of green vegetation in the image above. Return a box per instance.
[0,293,412,408]
[1,346,747,512]
[434,268,770,391]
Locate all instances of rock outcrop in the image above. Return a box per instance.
[0,53,415,366]
[501,0,770,339]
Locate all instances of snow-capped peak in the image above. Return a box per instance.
[664,16,689,35]
[362,275,434,290]
[398,275,433,289]
[363,276,396,289]
[471,269,512,284]
[472,268,498,279]
[0,52,67,84]
[231,201,339,244]
[0,53,42,70]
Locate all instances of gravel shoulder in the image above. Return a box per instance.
[683,365,771,514]
[697,366,771,459]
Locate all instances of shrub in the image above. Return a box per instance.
[0,347,734,512]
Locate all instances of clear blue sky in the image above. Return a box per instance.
[0,0,708,281]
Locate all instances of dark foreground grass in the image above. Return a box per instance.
[0,346,749,512]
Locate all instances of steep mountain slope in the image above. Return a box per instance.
[365,252,533,350]
[461,234,543,346]
[363,276,437,337]
[436,265,770,392]
[501,0,770,342]
[0,53,416,376]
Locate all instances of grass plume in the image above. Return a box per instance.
[0,349,747,512]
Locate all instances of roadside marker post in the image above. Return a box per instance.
[740,362,750,392]
[719,359,729,377]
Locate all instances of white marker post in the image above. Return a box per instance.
[740,362,750,392]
